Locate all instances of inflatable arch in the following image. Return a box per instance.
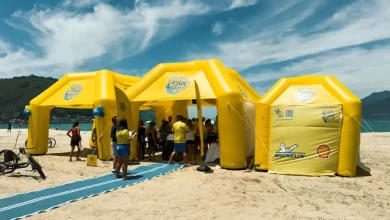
[125,59,261,169]
[26,70,149,159]
[254,76,361,177]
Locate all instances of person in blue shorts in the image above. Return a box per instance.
[168,115,189,165]
[115,118,137,180]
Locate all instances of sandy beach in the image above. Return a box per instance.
[0,128,389,220]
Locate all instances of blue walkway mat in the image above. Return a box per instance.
[0,163,182,220]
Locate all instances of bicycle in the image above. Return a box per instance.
[25,137,56,148]
[0,147,46,180]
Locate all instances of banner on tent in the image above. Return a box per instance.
[269,104,342,176]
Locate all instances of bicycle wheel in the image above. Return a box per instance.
[49,138,56,148]
[48,138,53,148]
[0,150,18,174]
[28,156,46,180]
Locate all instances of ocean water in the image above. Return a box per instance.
[0,120,389,132]
[0,123,94,131]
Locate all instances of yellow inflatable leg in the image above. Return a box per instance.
[27,105,50,155]
[151,106,166,127]
[254,102,270,171]
[337,104,361,177]
[171,100,188,119]
[94,71,117,160]
[129,102,143,160]
[218,94,246,169]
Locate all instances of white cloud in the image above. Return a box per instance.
[62,0,109,8]
[245,45,390,98]
[226,0,258,10]
[186,0,390,71]
[1,0,251,78]
[212,22,224,36]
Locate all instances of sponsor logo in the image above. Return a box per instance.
[317,144,331,159]
[296,88,316,103]
[230,76,248,99]
[322,110,337,123]
[120,103,126,112]
[274,142,305,159]
[166,76,190,95]
[273,108,294,120]
[64,84,83,100]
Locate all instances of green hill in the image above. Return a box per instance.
[5,75,387,122]
[362,91,390,120]
[0,75,155,123]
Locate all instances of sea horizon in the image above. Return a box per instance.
[0,120,389,133]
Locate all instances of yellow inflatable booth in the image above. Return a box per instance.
[254,76,361,177]
[26,70,147,159]
[125,59,260,169]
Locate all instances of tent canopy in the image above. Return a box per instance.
[31,70,150,110]
[27,70,149,158]
[124,59,261,169]
[126,59,260,106]
[255,75,362,177]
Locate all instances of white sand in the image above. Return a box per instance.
[0,129,389,220]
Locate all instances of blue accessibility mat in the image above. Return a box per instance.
[0,163,182,220]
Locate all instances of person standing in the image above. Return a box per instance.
[159,120,169,160]
[168,115,189,165]
[110,116,119,173]
[7,121,11,133]
[186,119,196,163]
[115,118,137,180]
[137,121,146,160]
[167,116,173,132]
[147,121,157,161]
[67,121,82,162]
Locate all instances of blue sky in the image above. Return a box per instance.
[1,0,389,118]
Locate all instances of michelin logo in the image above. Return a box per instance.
[274,142,305,159]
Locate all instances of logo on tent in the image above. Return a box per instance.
[322,110,337,123]
[230,76,248,99]
[296,88,316,103]
[120,103,126,112]
[237,86,248,99]
[274,142,305,159]
[64,84,83,100]
[273,108,294,120]
[166,76,190,95]
[317,144,331,159]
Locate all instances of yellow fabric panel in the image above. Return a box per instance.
[272,85,341,106]
[271,105,342,128]
[269,105,342,176]
[40,79,95,106]
[255,75,361,176]
[132,71,216,102]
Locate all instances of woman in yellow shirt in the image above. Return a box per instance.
[115,119,136,180]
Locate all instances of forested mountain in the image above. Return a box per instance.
[1,75,388,122]
[0,75,155,122]
[362,91,390,120]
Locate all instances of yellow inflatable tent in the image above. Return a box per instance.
[254,76,362,177]
[125,59,261,169]
[26,70,148,159]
